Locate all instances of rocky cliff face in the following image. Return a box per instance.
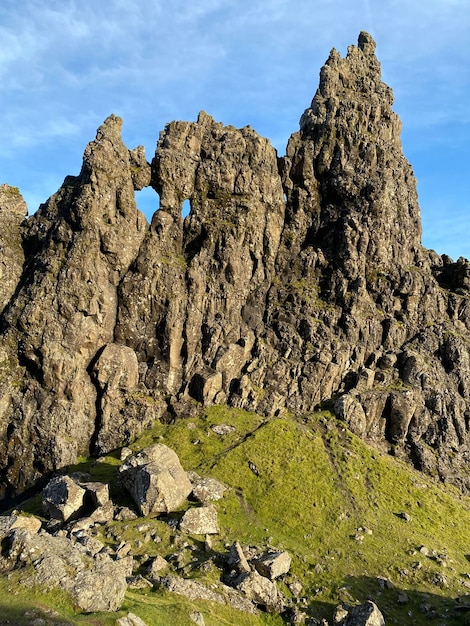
[1,32,469,502]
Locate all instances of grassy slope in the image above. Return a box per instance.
[2,407,470,625]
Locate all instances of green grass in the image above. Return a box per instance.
[6,407,470,625]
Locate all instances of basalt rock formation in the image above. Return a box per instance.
[1,32,469,503]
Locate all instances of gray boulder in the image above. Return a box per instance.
[333,601,385,626]
[147,554,169,579]
[254,551,291,580]
[235,570,279,611]
[189,612,205,626]
[79,480,110,508]
[70,552,128,612]
[179,504,220,535]
[42,475,86,522]
[162,575,225,603]
[162,574,258,614]
[119,444,193,515]
[0,514,41,539]
[189,473,228,502]
[227,541,251,574]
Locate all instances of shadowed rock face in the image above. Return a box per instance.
[1,32,469,502]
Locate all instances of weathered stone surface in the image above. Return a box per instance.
[90,343,141,453]
[42,476,86,522]
[0,184,27,314]
[235,570,279,611]
[189,612,205,626]
[162,575,225,603]
[147,554,169,578]
[0,514,41,539]
[119,444,193,515]
[69,500,115,531]
[179,504,220,535]
[162,575,259,615]
[71,552,128,612]
[333,601,385,625]
[1,32,470,500]
[254,551,291,580]
[227,541,251,574]
[79,480,110,508]
[0,115,149,498]
[1,527,127,611]
[189,473,227,502]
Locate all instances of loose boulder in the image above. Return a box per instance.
[227,541,251,574]
[333,601,385,626]
[254,551,291,580]
[189,473,228,502]
[42,475,86,522]
[119,444,192,516]
[0,514,41,538]
[235,571,279,611]
[179,504,220,535]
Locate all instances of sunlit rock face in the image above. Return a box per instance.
[1,33,469,502]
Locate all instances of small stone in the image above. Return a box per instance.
[204,534,213,552]
[254,550,291,580]
[377,577,394,589]
[333,600,385,625]
[147,555,168,578]
[236,571,278,611]
[126,575,153,589]
[116,612,147,626]
[79,481,110,508]
[120,447,133,461]
[116,541,133,558]
[432,572,448,588]
[289,580,303,597]
[162,575,225,604]
[189,612,205,626]
[211,424,235,435]
[114,506,138,521]
[397,591,409,604]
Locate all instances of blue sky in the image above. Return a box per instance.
[1,0,469,260]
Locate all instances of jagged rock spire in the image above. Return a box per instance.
[282,31,422,299]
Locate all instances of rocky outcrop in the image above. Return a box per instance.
[0,184,27,314]
[0,518,128,612]
[0,32,469,500]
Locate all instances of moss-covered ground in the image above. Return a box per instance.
[4,406,470,625]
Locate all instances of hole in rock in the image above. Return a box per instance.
[182,198,191,217]
[134,187,160,223]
